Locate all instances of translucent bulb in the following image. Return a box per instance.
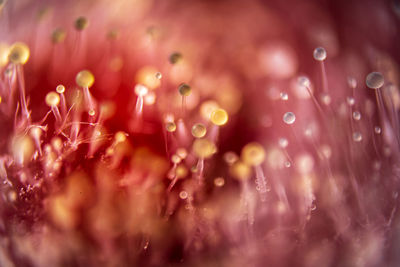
[297,76,310,88]
[169,52,182,64]
[134,84,149,96]
[178,83,191,97]
[192,139,216,159]
[230,161,251,181]
[74,16,89,31]
[165,122,177,132]
[51,28,66,44]
[283,112,296,124]
[352,111,361,121]
[278,138,288,148]
[211,108,228,126]
[155,72,162,80]
[56,85,65,94]
[280,92,288,101]
[76,70,95,88]
[374,126,382,134]
[241,142,266,166]
[353,132,363,142]
[191,123,207,138]
[9,42,30,65]
[45,92,60,107]
[366,72,384,89]
[313,47,327,61]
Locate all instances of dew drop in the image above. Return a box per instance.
[278,138,288,148]
[283,112,296,124]
[366,72,384,89]
[280,92,288,101]
[346,96,355,106]
[155,72,162,80]
[352,111,361,121]
[374,126,381,134]
[313,47,327,61]
[352,132,362,142]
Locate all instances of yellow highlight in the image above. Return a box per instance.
[0,43,9,67]
[192,138,216,159]
[45,92,60,107]
[135,66,161,89]
[230,161,251,181]
[200,100,219,120]
[76,70,95,88]
[241,142,265,166]
[56,84,65,94]
[9,42,30,65]
[211,108,228,126]
[165,122,176,132]
[191,123,207,138]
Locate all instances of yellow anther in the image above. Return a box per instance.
[211,108,228,126]
[9,42,30,65]
[191,123,207,138]
[76,70,95,88]
[241,142,265,166]
[45,92,60,107]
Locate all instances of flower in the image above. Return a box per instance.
[0,0,399,266]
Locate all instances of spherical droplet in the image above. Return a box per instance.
[352,132,362,142]
[313,47,327,61]
[134,84,148,96]
[374,126,382,134]
[191,123,207,138]
[192,139,216,159]
[347,96,355,106]
[165,122,176,132]
[155,72,162,80]
[366,72,384,89]
[211,108,228,126]
[224,151,239,165]
[9,42,30,65]
[280,92,288,101]
[278,138,288,148]
[88,109,95,116]
[51,28,67,44]
[74,16,89,31]
[241,142,266,166]
[45,92,60,107]
[230,161,251,181]
[56,84,65,94]
[297,76,310,88]
[76,70,95,88]
[283,112,296,125]
[214,177,225,187]
[178,83,191,97]
[352,111,361,121]
[179,191,188,200]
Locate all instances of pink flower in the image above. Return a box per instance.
[0,0,399,266]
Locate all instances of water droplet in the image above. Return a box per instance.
[179,191,188,200]
[280,92,288,101]
[313,47,327,61]
[283,112,296,124]
[366,72,384,89]
[297,76,310,88]
[352,132,362,142]
[320,93,331,105]
[278,138,288,148]
[347,77,357,89]
[352,111,361,121]
[214,177,225,187]
[374,126,381,134]
[155,72,162,80]
[284,161,291,168]
[347,96,355,106]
